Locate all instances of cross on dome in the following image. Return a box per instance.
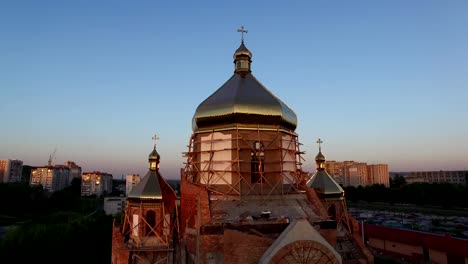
[316,138,323,152]
[152,134,159,148]
[237,26,248,43]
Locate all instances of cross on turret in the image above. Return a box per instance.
[152,134,159,148]
[237,26,248,43]
[316,138,323,152]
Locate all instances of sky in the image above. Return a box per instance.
[1,0,467,179]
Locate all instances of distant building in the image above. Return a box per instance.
[81,171,113,196]
[64,161,82,184]
[405,170,468,185]
[367,164,390,187]
[30,165,71,192]
[112,179,126,195]
[345,162,368,187]
[0,159,23,183]
[103,196,126,216]
[22,165,35,184]
[325,160,389,187]
[125,174,140,195]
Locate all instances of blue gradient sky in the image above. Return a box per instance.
[1,1,467,179]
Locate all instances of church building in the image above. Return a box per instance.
[112,142,179,264]
[112,27,373,264]
[179,27,373,264]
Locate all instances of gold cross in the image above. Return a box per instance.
[152,134,159,147]
[237,26,248,43]
[316,138,323,151]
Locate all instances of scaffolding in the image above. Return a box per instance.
[182,125,306,205]
[323,198,352,234]
[119,199,179,264]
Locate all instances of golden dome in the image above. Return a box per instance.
[192,43,297,132]
[315,151,326,162]
[148,147,160,160]
[233,42,252,59]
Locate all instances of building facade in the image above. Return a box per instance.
[30,165,71,192]
[125,174,140,195]
[405,170,468,185]
[81,171,113,197]
[0,159,24,183]
[104,197,126,216]
[367,164,389,186]
[325,160,390,187]
[65,161,82,184]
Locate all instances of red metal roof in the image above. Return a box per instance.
[364,224,468,257]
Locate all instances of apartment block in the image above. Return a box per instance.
[325,160,389,187]
[345,162,368,187]
[405,170,468,185]
[0,159,23,183]
[367,164,390,187]
[81,171,113,197]
[30,166,71,192]
[65,161,82,184]
[125,174,140,195]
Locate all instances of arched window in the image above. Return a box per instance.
[145,210,156,236]
[251,141,264,183]
[328,204,337,220]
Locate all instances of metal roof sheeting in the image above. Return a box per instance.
[307,170,344,195]
[193,73,297,131]
[127,170,162,199]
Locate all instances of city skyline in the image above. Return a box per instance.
[1,1,468,179]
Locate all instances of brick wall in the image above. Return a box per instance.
[303,186,329,219]
[223,229,273,264]
[180,177,211,234]
[111,223,129,264]
[181,176,213,259]
[351,217,375,264]
[200,234,224,263]
[320,229,337,247]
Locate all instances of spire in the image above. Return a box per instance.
[149,134,160,171]
[315,138,326,170]
[234,26,252,75]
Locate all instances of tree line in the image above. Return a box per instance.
[0,181,112,264]
[344,176,468,208]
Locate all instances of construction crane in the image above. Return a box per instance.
[48,148,57,167]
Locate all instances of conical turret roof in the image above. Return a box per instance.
[307,170,344,196]
[128,170,162,199]
[128,146,163,199]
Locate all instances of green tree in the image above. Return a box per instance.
[390,175,406,188]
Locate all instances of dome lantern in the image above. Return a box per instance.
[234,26,252,75]
[315,138,326,170]
[149,134,160,171]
